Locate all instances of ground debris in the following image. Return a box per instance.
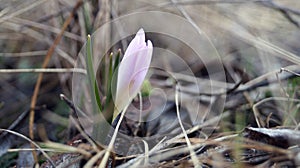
[244,127,300,149]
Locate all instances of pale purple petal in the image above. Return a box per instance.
[129,68,148,96]
[138,40,152,72]
[136,28,145,45]
[117,29,145,94]
[129,51,149,95]
[117,52,137,88]
[115,28,153,112]
[119,29,145,82]
[123,29,145,59]
[132,40,153,81]
[129,41,153,96]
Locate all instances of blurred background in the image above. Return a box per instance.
[0,0,300,167]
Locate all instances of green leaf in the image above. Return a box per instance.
[113,49,121,72]
[82,2,92,35]
[103,50,121,123]
[86,35,102,113]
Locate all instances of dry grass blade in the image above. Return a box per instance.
[122,111,231,166]
[253,97,300,128]
[28,0,83,162]
[242,65,300,89]
[142,140,149,165]
[59,94,101,152]
[0,128,55,167]
[0,0,48,24]
[8,148,58,153]
[0,50,48,57]
[41,141,92,158]
[118,137,168,167]
[175,84,201,167]
[0,21,76,65]
[11,17,84,42]
[69,116,100,152]
[0,109,29,139]
[256,38,300,65]
[83,150,105,168]
[280,67,300,77]
[0,68,86,74]
[129,140,150,167]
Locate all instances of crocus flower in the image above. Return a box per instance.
[114,28,153,116]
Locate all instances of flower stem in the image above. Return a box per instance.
[99,104,129,168]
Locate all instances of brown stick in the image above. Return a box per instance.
[29,0,83,163]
